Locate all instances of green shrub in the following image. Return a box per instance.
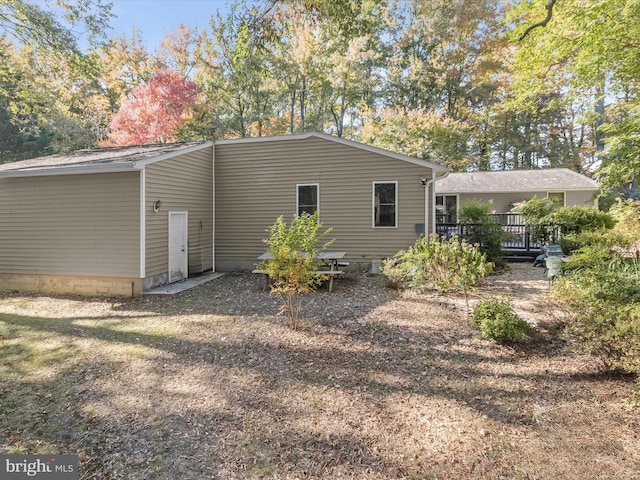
[382,234,493,312]
[609,198,640,247]
[472,296,532,344]
[458,200,509,268]
[560,229,623,255]
[512,196,558,244]
[552,206,615,235]
[258,212,333,329]
[553,247,640,376]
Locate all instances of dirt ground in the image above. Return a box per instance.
[0,263,639,479]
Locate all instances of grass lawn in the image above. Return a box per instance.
[0,269,639,479]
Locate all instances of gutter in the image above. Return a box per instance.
[0,162,140,178]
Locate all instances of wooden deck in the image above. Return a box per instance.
[435,213,555,261]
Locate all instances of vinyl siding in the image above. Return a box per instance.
[145,146,213,277]
[0,172,140,276]
[215,136,434,270]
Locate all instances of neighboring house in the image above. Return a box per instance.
[0,132,447,296]
[434,168,599,222]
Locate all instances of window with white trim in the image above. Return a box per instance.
[547,191,565,206]
[373,181,397,227]
[297,183,319,216]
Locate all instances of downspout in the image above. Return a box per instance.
[425,171,449,236]
[140,169,146,280]
[212,142,216,272]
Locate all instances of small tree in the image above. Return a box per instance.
[104,69,197,146]
[258,212,333,329]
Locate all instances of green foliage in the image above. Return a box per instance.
[554,246,640,378]
[258,212,333,329]
[358,108,473,171]
[512,196,557,244]
[514,199,616,252]
[553,206,614,235]
[551,206,615,254]
[508,0,640,190]
[472,296,532,344]
[1,0,112,74]
[599,105,640,190]
[560,229,622,256]
[551,201,637,254]
[608,198,640,247]
[458,200,508,268]
[382,234,493,312]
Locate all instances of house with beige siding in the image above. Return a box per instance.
[434,169,599,222]
[0,142,214,296]
[0,132,447,296]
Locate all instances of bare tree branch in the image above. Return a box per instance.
[519,0,557,41]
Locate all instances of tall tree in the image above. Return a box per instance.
[0,0,112,72]
[104,69,197,146]
[0,40,54,162]
[507,0,640,187]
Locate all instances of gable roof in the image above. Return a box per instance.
[0,141,213,177]
[435,168,598,194]
[215,131,448,172]
[0,132,447,178]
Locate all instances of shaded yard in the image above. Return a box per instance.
[1,266,639,479]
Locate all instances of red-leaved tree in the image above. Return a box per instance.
[104,69,197,146]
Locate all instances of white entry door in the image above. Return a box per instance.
[168,211,188,283]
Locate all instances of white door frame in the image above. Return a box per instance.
[168,211,188,283]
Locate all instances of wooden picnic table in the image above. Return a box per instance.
[254,251,347,293]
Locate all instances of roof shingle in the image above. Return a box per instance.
[435,168,598,193]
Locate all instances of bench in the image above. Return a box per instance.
[251,269,343,293]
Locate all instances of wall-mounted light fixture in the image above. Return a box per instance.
[419,178,428,186]
[153,200,162,213]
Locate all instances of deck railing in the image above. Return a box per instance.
[435,213,559,255]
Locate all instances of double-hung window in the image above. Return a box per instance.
[297,184,319,216]
[547,191,565,207]
[373,181,397,227]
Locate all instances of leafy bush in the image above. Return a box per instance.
[472,296,532,344]
[560,229,623,255]
[382,234,493,312]
[258,212,333,329]
[515,199,617,254]
[512,196,557,244]
[553,206,615,235]
[458,200,508,268]
[608,198,640,247]
[559,200,638,254]
[553,246,640,377]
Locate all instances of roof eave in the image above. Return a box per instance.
[0,162,140,178]
[435,187,599,194]
[0,141,215,178]
[132,141,214,168]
